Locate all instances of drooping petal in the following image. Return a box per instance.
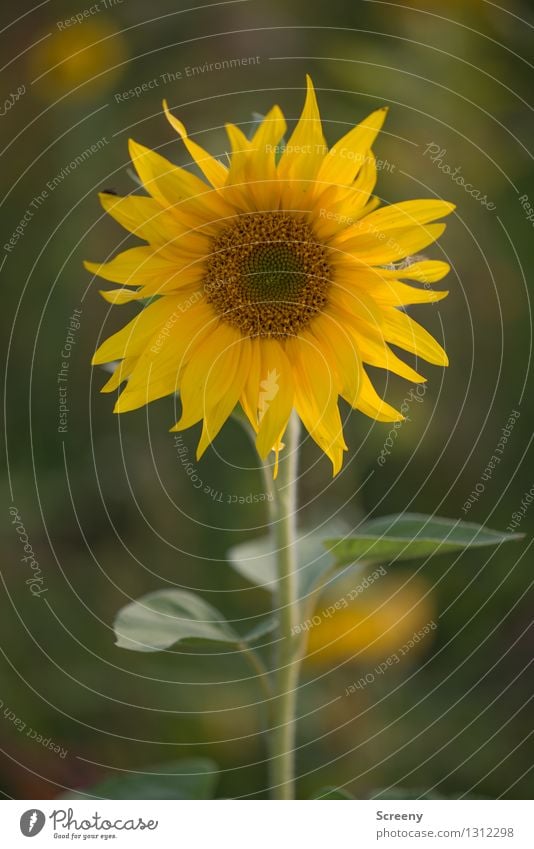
[197,336,252,458]
[240,338,262,432]
[171,321,242,431]
[286,333,347,474]
[310,314,361,406]
[255,339,295,459]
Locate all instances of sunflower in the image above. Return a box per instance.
[87,77,454,474]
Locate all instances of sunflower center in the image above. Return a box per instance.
[204,213,331,338]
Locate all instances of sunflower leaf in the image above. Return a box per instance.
[227,519,350,599]
[114,589,238,652]
[325,513,523,566]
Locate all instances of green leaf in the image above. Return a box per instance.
[313,785,354,799]
[64,758,218,800]
[325,513,523,566]
[114,589,238,652]
[227,519,349,598]
[226,536,277,591]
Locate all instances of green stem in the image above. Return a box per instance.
[238,640,273,703]
[269,411,301,800]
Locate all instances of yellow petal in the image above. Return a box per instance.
[98,192,190,251]
[92,294,187,365]
[171,322,242,431]
[197,336,251,458]
[328,283,385,328]
[355,317,426,382]
[249,106,287,169]
[383,307,449,366]
[255,340,295,459]
[99,276,202,304]
[240,338,262,432]
[278,75,326,184]
[367,280,448,307]
[326,301,426,384]
[225,123,252,187]
[163,99,228,188]
[115,300,216,412]
[340,199,455,241]
[128,138,231,225]
[286,333,347,474]
[338,222,447,266]
[85,247,182,285]
[335,266,449,306]
[356,367,403,422]
[99,288,147,305]
[310,315,361,405]
[245,106,286,209]
[101,356,137,392]
[316,107,388,188]
[314,152,380,239]
[378,260,451,283]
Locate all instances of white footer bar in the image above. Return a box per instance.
[2,799,532,848]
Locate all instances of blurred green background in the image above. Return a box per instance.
[1,0,533,799]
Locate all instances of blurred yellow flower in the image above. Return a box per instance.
[29,20,127,98]
[87,76,453,474]
[306,573,436,665]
